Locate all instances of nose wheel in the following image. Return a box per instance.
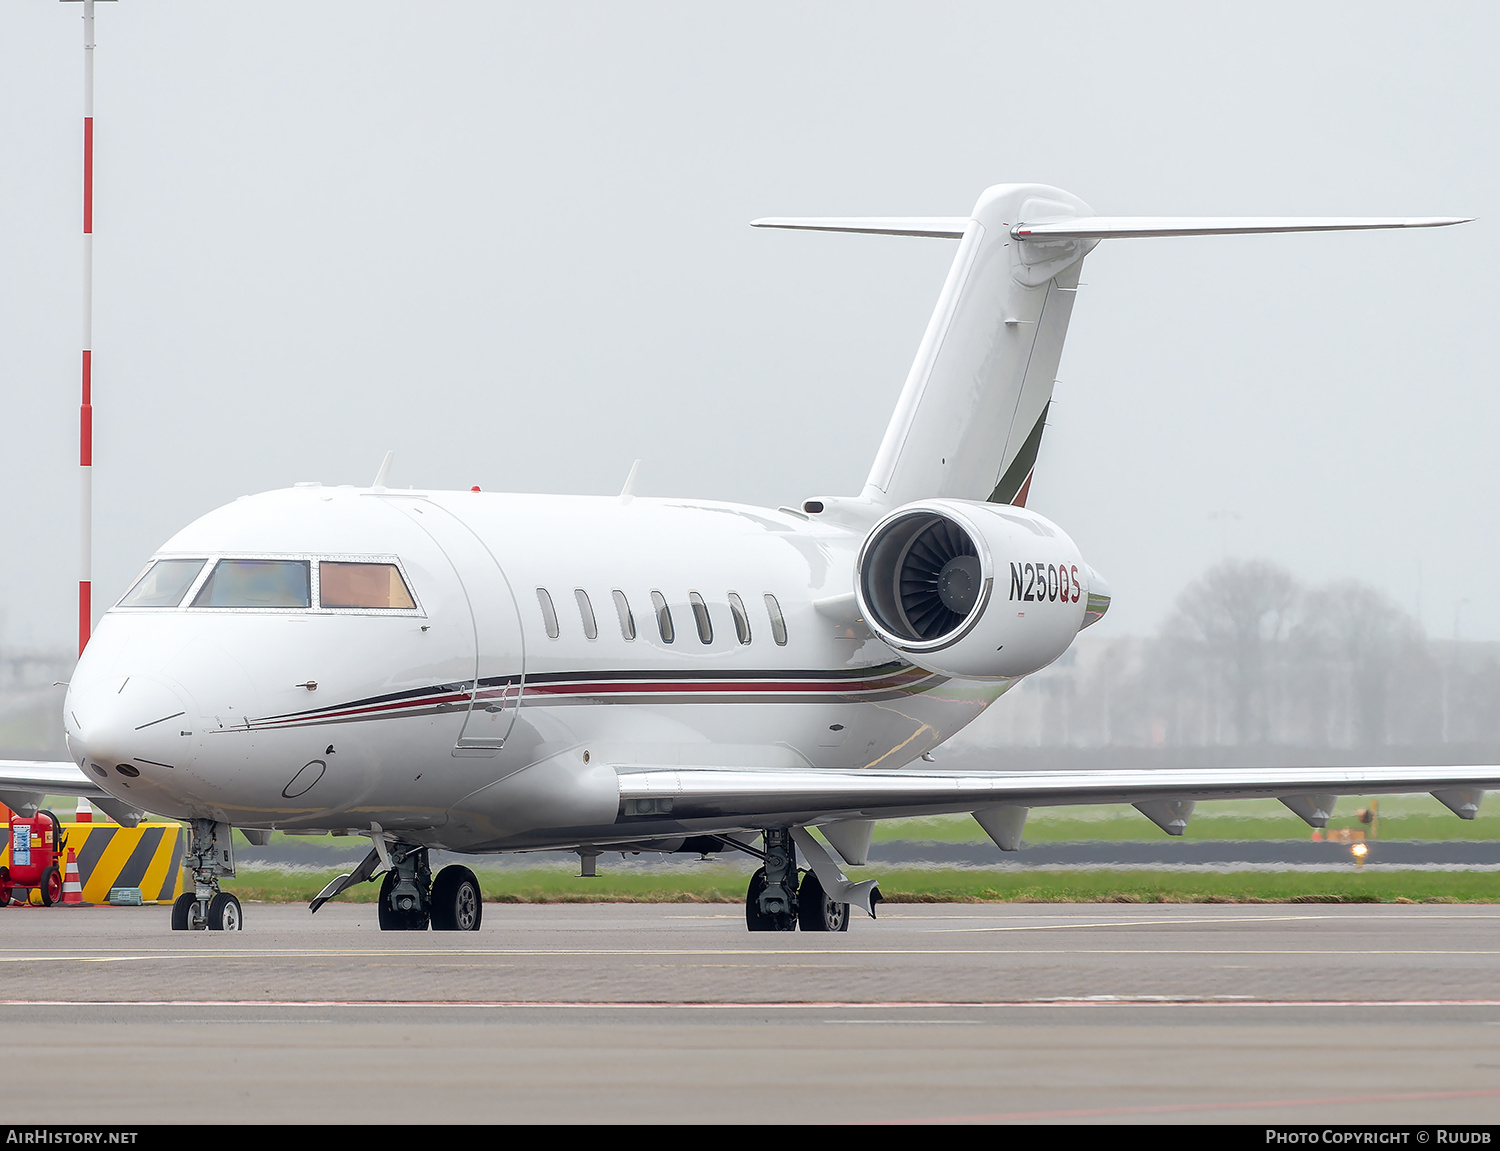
[170,890,242,931]
[171,819,242,931]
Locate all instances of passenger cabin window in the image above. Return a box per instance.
[192,560,310,609]
[689,592,713,645]
[536,588,560,639]
[612,590,636,641]
[727,592,752,645]
[650,590,674,643]
[118,559,205,608]
[764,593,788,646]
[575,589,598,640]
[319,562,415,609]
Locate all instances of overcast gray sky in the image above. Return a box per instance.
[2,2,1496,651]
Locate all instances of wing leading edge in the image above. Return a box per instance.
[0,760,107,798]
[614,762,1500,827]
[0,759,141,825]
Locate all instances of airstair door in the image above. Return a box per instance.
[383,497,523,756]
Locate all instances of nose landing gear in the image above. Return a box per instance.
[170,820,242,931]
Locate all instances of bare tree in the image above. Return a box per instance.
[1162,560,1300,745]
[1296,581,1427,747]
[966,561,1500,754]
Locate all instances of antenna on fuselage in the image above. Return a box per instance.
[619,459,641,501]
[371,450,395,489]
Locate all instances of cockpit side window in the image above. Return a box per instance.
[117,559,206,608]
[319,562,416,609]
[192,559,311,609]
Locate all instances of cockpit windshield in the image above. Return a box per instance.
[192,559,311,609]
[320,562,416,609]
[117,559,207,608]
[115,555,419,612]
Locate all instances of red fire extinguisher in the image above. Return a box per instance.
[0,811,65,906]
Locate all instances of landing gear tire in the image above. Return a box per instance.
[171,892,209,930]
[797,870,850,932]
[40,867,61,907]
[430,866,482,932]
[745,868,795,932]
[378,869,429,931]
[208,892,242,931]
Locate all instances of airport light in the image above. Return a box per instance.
[1351,842,1369,868]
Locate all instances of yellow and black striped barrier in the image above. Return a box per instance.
[1,821,189,905]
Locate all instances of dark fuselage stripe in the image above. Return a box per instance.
[239,665,944,731]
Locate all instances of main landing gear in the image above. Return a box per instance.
[743,828,851,932]
[308,838,484,930]
[171,819,242,931]
[373,845,483,932]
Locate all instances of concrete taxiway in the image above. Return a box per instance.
[4,901,1500,1124]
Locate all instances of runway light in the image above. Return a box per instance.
[1351,842,1369,868]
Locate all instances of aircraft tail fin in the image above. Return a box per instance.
[755,188,1470,511]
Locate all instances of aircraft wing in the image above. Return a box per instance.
[614,760,1500,828]
[0,759,143,824]
[0,760,106,798]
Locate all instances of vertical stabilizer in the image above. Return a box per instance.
[752,187,1466,511]
[862,184,1096,508]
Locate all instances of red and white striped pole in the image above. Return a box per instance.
[77,0,97,657]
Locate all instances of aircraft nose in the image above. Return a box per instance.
[66,674,194,785]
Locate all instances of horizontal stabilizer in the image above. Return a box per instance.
[1012,216,1473,240]
[750,216,969,238]
[750,183,1473,513]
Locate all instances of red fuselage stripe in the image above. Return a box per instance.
[249,673,936,727]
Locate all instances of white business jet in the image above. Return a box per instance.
[2,183,1488,934]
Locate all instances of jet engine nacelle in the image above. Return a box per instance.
[854,499,1107,680]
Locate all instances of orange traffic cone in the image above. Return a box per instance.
[60,848,92,907]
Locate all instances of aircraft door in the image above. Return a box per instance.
[382,498,524,756]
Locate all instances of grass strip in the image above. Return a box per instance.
[873,797,1500,844]
[225,866,1500,905]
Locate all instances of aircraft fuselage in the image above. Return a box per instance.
[63,484,1075,851]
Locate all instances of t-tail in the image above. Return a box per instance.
[754,186,1470,511]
